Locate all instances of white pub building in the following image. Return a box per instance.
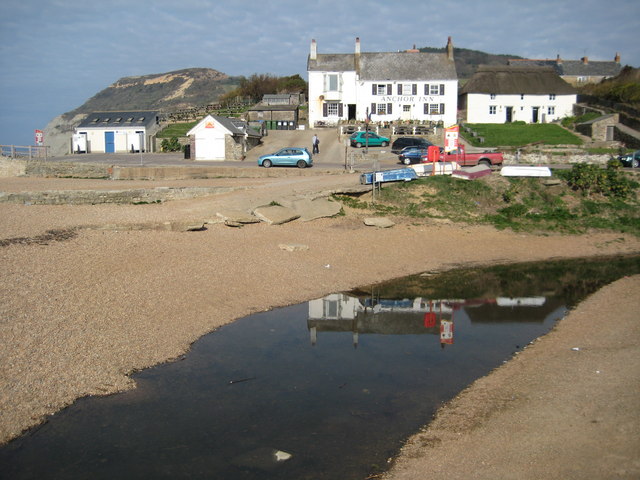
[307,38,458,128]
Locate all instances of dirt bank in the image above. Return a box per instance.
[1,174,639,478]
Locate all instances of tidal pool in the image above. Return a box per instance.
[2,255,638,479]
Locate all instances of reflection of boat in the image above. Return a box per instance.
[496,297,546,307]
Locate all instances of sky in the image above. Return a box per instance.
[0,0,639,146]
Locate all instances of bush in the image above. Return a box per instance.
[161,137,181,152]
[560,162,634,198]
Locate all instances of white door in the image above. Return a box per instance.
[401,105,411,120]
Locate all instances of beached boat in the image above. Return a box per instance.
[451,164,492,180]
[359,168,418,185]
[409,161,460,177]
[500,166,552,177]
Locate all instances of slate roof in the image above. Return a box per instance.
[509,59,622,77]
[308,51,457,81]
[211,115,261,138]
[77,111,158,129]
[248,104,298,112]
[460,66,576,95]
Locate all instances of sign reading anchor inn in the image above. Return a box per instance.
[378,96,444,103]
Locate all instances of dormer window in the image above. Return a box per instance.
[138,117,145,122]
[126,117,134,122]
[102,118,110,122]
[490,94,496,100]
[114,117,122,123]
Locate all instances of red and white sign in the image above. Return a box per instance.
[34,129,44,146]
[444,125,459,153]
[440,319,454,345]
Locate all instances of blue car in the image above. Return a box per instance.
[350,131,390,148]
[398,145,443,165]
[258,147,313,168]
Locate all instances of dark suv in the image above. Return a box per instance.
[391,137,433,154]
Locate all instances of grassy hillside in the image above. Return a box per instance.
[335,163,640,236]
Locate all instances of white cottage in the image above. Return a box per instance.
[307,38,458,128]
[460,66,577,124]
[73,111,159,153]
[186,114,261,161]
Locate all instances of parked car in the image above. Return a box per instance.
[391,137,433,154]
[350,131,390,148]
[618,150,640,168]
[398,145,442,165]
[258,147,312,168]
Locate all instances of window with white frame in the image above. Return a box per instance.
[377,103,387,115]
[403,105,411,112]
[489,106,497,115]
[490,94,496,100]
[403,84,412,94]
[549,94,556,100]
[520,94,525,100]
[430,84,440,95]
[326,102,339,116]
[377,84,387,95]
[424,103,445,115]
[548,106,555,115]
[325,74,338,92]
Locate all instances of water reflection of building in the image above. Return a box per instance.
[307,294,549,348]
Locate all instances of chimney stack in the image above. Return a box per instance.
[355,37,361,73]
[446,36,454,61]
[615,52,621,63]
[556,54,562,65]
[581,56,589,64]
[355,37,361,55]
[310,39,317,61]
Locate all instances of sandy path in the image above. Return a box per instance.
[1,173,639,478]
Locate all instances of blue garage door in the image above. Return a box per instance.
[104,131,115,153]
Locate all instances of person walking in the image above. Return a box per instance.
[312,134,320,154]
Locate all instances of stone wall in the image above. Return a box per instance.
[0,159,26,177]
[24,161,111,178]
[503,153,612,165]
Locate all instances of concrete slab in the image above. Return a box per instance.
[364,217,395,228]
[288,197,342,222]
[252,205,300,225]
[216,209,260,224]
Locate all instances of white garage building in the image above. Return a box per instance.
[186,114,261,161]
[307,38,458,128]
[73,111,159,153]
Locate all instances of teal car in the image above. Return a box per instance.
[350,131,390,148]
[258,147,313,168]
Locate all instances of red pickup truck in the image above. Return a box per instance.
[437,145,503,167]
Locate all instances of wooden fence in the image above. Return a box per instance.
[1,145,50,160]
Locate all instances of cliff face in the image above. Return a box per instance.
[65,68,239,117]
[44,68,240,156]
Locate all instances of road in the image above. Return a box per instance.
[54,128,407,171]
